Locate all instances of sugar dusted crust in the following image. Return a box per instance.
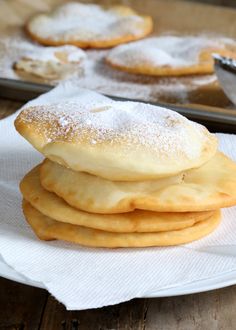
[26,3,153,48]
[14,45,86,79]
[15,96,217,181]
[106,36,236,76]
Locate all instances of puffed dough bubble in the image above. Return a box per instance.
[23,200,221,248]
[25,2,153,49]
[14,99,217,181]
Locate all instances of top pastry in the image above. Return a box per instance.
[15,89,217,181]
[106,35,236,76]
[25,2,153,48]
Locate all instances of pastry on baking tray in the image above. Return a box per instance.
[106,35,236,76]
[25,2,153,49]
[14,45,86,80]
[23,200,220,248]
[40,153,236,214]
[21,165,214,233]
[14,99,217,181]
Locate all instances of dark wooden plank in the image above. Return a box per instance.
[145,285,236,330]
[40,296,147,330]
[0,277,48,330]
[188,0,236,8]
[0,99,22,120]
[2,277,236,330]
[0,99,47,330]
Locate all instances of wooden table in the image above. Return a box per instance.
[1,276,236,330]
[1,99,236,330]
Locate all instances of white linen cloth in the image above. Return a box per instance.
[1,82,236,310]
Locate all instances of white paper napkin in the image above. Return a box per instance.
[1,82,236,310]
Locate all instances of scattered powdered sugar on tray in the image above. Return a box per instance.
[19,97,211,160]
[0,28,222,104]
[79,50,191,102]
[75,49,219,103]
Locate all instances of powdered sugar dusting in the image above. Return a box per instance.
[28,2,148,42]
[107,36,236,68]
[23,45,86,63]
[0,29,225,104]
[18,97,213,160]
[0,29,86,82]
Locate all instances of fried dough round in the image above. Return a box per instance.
[106,36,236,76]
[14,45,86,80]
[25,2,153,49]
[14,97,217,181]
[41,152,236,213]
[22,200,221,248]
[20,165,213,233]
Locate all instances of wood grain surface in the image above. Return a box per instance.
[1,276,236,330]
[0,99,22,118]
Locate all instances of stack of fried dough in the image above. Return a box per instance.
[15,98,236,248]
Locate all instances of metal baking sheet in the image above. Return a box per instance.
[0,77,236,133]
